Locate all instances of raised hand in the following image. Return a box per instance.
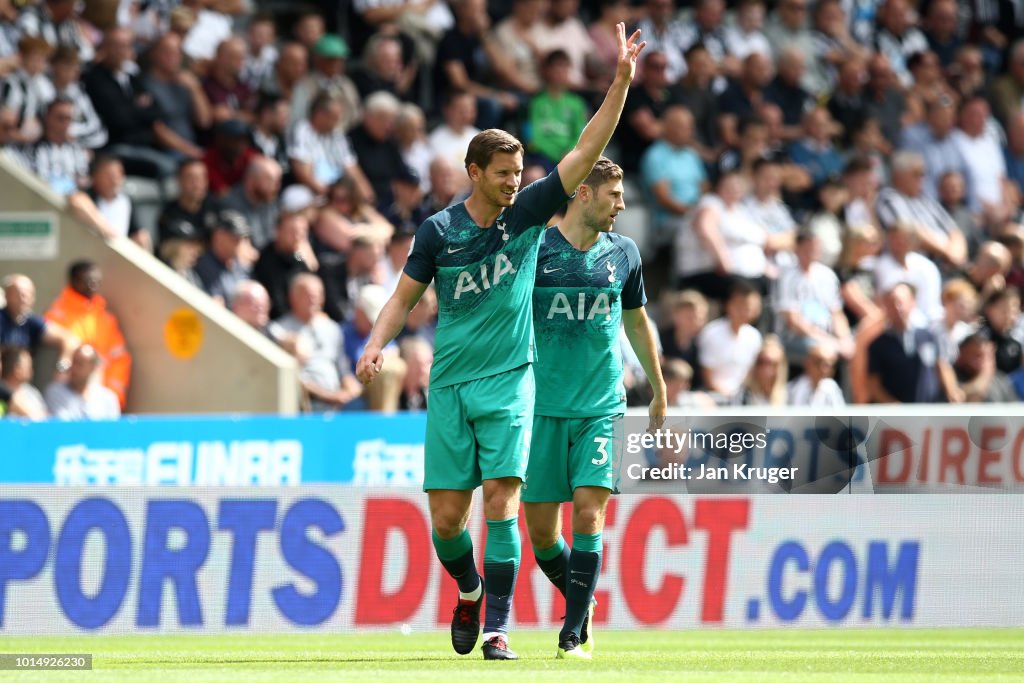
[614,22,646,84]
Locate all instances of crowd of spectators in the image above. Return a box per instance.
[3,0,1024,415]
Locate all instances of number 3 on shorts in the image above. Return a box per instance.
[592,436,609,466]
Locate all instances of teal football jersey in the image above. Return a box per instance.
[533,228,646,417]
[404,170,570,388]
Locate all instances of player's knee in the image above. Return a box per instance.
[572,505,605,535]
[527,525,558,550]
[431,514,465,539]
[482,479,520,519]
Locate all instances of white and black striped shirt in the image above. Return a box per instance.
[16,5,95,62]
[55,82,107,150]
[30,138,89,195]
[876,188,959,243]
[1,69,54,127]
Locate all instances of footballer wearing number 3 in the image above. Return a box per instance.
[357,23,647,661]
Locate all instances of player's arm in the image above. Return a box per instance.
[356,274,428,384]
[556,22,646,195]
[622,306,667,430]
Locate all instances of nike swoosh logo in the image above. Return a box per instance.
[447,245,466,253]
[542,266,562,273]
[570,570,587,575]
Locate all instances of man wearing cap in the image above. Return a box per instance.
[193,209,253,304]
[289,33,361,132]
[204,118,257,194]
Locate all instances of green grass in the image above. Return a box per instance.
[2,629,1023,682]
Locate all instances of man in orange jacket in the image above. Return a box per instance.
[45,260,132,408]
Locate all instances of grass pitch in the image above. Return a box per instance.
[2,629,1022,682]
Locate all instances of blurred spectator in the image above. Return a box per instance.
[617,51,686,173]
[864,54,906,151]
[30,96,88,195]
[261,41,308,101]
[837,222,883,327]
[960,240,1012,299]
[827,58,870,148]
[353,0,453,67]
[87,156,149,249]
[635,0,689,82]
[804,180,848,269]
[905,50,951,121]
[718,53,774,149]
[725,0,771,65]
[44,344,120,419]
[352,34,417,102]
[776,230,854,364]
[144,32,211,159]
[532,0,597,91]
[290,11,325,52]
[250,94,290,171]
[82,28,179,180]
[427,90,479,186]
[204,118,257,195]
[344,235,388,313]
[677,0,730,74]
[323,177,395,241]
[676,45,720,159]
[434,0,518,129]
[674,170,767,302]
[787,107,844,197]
[342,283,395,374]
[808,0,866,96]
[997,225,1024,290]
[180,0,234,64]
[764,47,814,141]
[937,171,982,257]
[240,14,277,92]
[875,220,944,324]
[203,37,256,126]
[45,261,132,408]
[382,167,427,237]
[923,0,962,67]
[254,212,317,320]
[764,0,816,72]
[788,340,845,406]
[395,103,431,193]
[16,0,93,62]
[697,279,763,401]
[350,91,408,206]
[268,273,362,412]
[222,156,282,250]
[230,279,273,338]
[2,36,55,145]
[900,94,973,209]
[744,156,797,267]
[193,209,251,304]
[0,273,74,358]
[640,106,707,249]
[1004,111,1024,196]
[659,289,708,387]
[158,158,217,249]
[949,46,987,101]
[289,90,373,199]
[933,278,979,363]
[0,347,46,418]
[846,124,888,200]
[49,45,105,150]
[981,287,1023,375]
[381,223,417,292]
[954,331,1018,402]
[990,40,1024,128]
[588,0,630,86]
[954,95,1008,220]
[423,156,461,213]
[398,335,431,410]
[526,50,588,171]
[290,34,361,132]
[874,0,928,88]
[663,358,716,408]
[867,282,955,403]
[876,151,968,267]
[494,0,546,95]
[736,334,787,406]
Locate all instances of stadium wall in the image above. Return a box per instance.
[1,488,1022,634]
[0,156,300,414]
